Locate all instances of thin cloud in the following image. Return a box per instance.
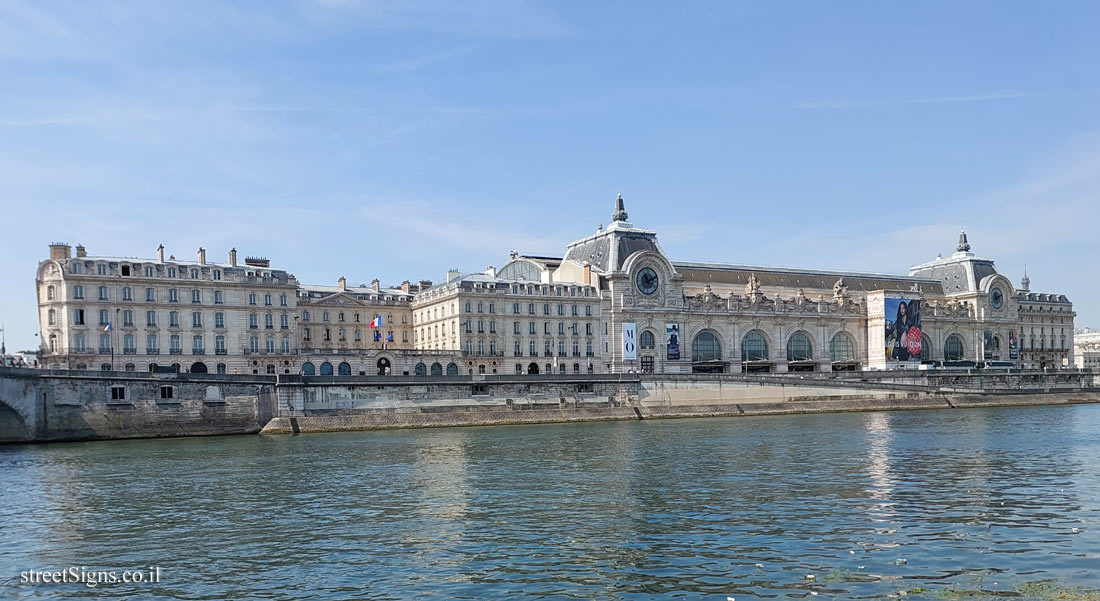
[791,92,1034,110]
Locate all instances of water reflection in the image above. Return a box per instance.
[1,405,1099,599]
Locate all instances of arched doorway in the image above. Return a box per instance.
[528,362,540,374]
[302,362,316,375]
[741,330,772,373]
[319,362,334,375]
[377,357,391,376]
[692,330,726,373]
[191,362,208,374]
[786,331,815,372]
[338,362,351,376]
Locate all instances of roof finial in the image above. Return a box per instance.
[611,193,628,222]
[956,230,970,253]
[1021,264,1030,291]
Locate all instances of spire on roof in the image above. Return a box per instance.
[611,193,628,222]
[956,230,971,253]
[1021,265,1030,291]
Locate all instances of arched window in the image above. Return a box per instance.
[944,334,965,362]
[640,330,655,349]
[920,334,932,361]
[545,363,552,374]
[217,363,227,374]
[829,332,855,362]
[319,362,333,376]
[47,285,55,300]
[124,363,135,372]
[573,363,580,373]
[787,332,813,361]
[190,362,208,374]
[692,331,722,362]
[430,362,442,376]
[414,363,427,376]
[48,309,56,325]
[446,362,458,376]
[478,365,486,374]
[337,362,351,376]
[741,331,768,361]
[266,364,276,374]
[515,364,523,374]
[301,362,315,375]
[101,363,111,371]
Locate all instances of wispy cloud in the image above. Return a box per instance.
[791,92,1034,110]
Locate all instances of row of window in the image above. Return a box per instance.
[301,310,403,323]
[55,333,295,354]
[58,308,233,329]
[69,262,223,280]
[53,285,286,306]
[302,328,406,343]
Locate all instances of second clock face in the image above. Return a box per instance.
[636,267,659,295]
[991,287,1003,309]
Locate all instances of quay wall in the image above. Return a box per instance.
[0,367,276,443]
[3,367,1098,442]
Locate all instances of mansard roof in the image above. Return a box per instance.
[908,232,1000,295]
[674,261,944,295]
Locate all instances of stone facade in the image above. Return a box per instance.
[37,244,298,375]
[35,196,1077,375]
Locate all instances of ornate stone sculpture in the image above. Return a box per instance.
[833,278,848,302]
[746,273,761,296]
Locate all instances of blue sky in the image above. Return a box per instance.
[1,0,1098,352]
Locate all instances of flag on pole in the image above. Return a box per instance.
[370,315,382,329]
[103,323,112,332]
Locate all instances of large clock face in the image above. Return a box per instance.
[636,267,659,295]
[990,287,1004,309]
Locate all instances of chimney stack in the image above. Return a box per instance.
[197,247,206,265]
[584,263,592,286]
[338,276,347,291]
[399,280,409,293]
[48,241,70,259]
[373,279,382,292]
[49,243,71,260]
[228,248,238,267]
[75,244,86,258]
[157,244,165,263]
[485,265,496,278]
[446,269,460,283]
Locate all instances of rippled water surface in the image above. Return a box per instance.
[2,404,1100,600]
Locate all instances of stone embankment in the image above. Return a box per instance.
[3,367,1097,442]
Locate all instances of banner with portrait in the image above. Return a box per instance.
[884,298,922,362]
[1009,330,1019,360]
[666,323,680,361]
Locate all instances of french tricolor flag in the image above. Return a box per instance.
[370,315,382,329]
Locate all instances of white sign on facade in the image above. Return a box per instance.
[622,323,637,360]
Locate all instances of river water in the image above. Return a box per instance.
[2,404,1099,600]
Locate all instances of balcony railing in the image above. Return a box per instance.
[99,347,112,354]
[146,349,160,355]
[123,348,136,355]
[170,349,182,355]
[192,349,204,355]
[215,348,227,355]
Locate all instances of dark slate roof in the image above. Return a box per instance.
[674,261,944,295]
[908,251,999,295]
[562,224,661,274]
